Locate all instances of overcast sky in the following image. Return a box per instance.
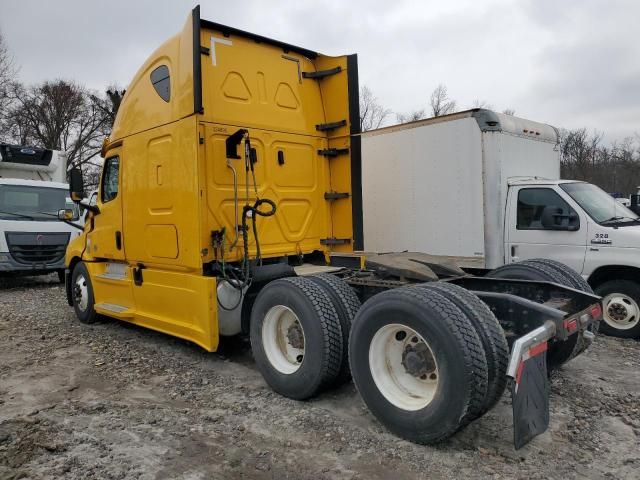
[1,0,638,143]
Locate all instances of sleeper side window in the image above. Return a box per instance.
[150,65,171,102]
[101,156,120,203]
[517,188,575,230]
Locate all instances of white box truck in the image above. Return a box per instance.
[362,109,640,339]
[0,143,81,281]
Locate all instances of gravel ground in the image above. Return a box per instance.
[0,275,639,480]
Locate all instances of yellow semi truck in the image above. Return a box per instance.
[61,6,602,449]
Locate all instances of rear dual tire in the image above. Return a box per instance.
[249,276,343,400]
[349,286,489,444]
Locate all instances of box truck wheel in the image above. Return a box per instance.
[308,274,361,386]
[487,261,581,370]
[249,277,343,400]
[595,280,640,339]
[348,287,488,444]
[522,259,593,294]
[71,262,98,324]
[415,282,509,420]
[521,259,598,355]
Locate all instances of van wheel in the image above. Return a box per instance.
[308,273,361,386]
[71,262,98,324]
[487,261,580,370]
[249,277,343,400]
[595,280,640,339]
[415,282,509,419]
[349,286,488,444]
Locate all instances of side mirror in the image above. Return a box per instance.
[541,206,579,231]
[69,167,85,203]
[58,209,74,221]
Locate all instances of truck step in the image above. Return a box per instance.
[94,303,134,318]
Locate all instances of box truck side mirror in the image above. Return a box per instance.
[540,205,579,231]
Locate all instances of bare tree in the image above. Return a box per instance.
[359,85,390,132]
[429,84,456,117]
[3,80,113,168]
[0,32,18,130]
[472,99,493,110]
[395,109,427,124]
[502,108,516,116]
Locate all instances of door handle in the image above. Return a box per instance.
[115,231,122,250]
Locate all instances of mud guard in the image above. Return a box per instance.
[512,342,550,449]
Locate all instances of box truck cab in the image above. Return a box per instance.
[0,144,81,281]
[362,110,638,338]
[506,178,640,338]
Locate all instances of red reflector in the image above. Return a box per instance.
[591,304,602,319]
[515,360,525,385]
[563,318,578,333]
[528,341,548,358]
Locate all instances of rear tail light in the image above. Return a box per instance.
[590,304,602,319]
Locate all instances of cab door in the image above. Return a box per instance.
[505,185,587,272]
[87,155,125,260]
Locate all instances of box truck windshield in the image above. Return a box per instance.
[0,184,78,221]
[560,182,639,224]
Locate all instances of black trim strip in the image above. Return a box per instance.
[324,192,350,200]
[347,54,363,250]
[201,19,318,59]
[316,119,346,132]
[302,66,342,79]
[321,238,351,245]
[318,148,349,157]
[192,6,203,114]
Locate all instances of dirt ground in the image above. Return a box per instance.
[0,275,639,480]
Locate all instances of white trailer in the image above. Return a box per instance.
[0,143,81,280]
[362,109,640,339]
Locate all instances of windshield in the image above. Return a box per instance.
[0,184,79,221]
[560,182,639,224]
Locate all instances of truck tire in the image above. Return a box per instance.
[249,277,343,400]
[595,280,640,339]
[348,286,488,444]
[521,259,593,294]
[70,262,99,324]
[308,274,361,385]
[521,259,599,355]
[487,262,580,370]
[415,282,509,418]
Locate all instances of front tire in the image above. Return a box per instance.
[349,286,488,444]
[595,280,640,339]
[249,277,343,400]
[71,262,98,324]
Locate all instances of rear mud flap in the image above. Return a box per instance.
[512,345,550,449]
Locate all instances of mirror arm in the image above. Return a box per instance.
[79,201,100,215]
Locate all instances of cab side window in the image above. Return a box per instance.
[150,65,170,102]
[101,156,120,203]
[517,188,574,230]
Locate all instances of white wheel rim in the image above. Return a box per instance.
[602,293,640,330]
[262,305,305,374]
[369,323,439,411]
[74,274,89,312]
